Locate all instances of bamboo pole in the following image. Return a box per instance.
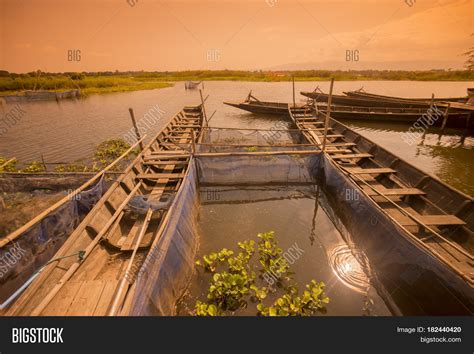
[292,76,296,108]
[199,89,209,126]
[200,126,326,132]
[40,154,47,171]
[207,110,217,124]
[129,108,144,151]
[0,157,16,170]
[197,142,317,147]
[0,136,146,248]
[195,150,322,157]
[321,78,335,152]
[440,103,451,133]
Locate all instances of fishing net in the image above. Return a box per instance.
[197,127,314,153]
[0,176,106,303]
[128,153,474,316]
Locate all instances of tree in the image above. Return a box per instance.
[463,34,474,70]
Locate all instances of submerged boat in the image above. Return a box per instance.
[3,105,205,316]
[344,89,469,103]
[225,94,473,129]
[1,90,81,103]
[288,105,474,314]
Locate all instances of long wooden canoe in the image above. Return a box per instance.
[4,105,205,316]
[344,90,469,103]
[224,100,293,116]
[225,96,473,129]
[288,105,473,313]
[301,91,436,109]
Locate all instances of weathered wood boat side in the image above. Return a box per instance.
[288,105,474,314]
[344,90,468,103]
[225,96,473,129]
[301,91,436,109]
[4,105,205,316]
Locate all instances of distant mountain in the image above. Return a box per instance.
[266,60,463,71]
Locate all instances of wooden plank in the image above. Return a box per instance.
[93,281,120,316]
[137,173,185,180]
[398,215,466,227]
[42,281,84,316]
[144,160,188,166]
[331,153,373,159]
[326,142,356,147]
[149,151,189,155]
[66,280,107,316]
[365,188,426,197]
[346,167,396,175]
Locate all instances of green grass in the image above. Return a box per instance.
[0,70,472,96]
[0,75,172,95]
[133,69,474,82]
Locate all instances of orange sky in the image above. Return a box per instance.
[0,0,472,72]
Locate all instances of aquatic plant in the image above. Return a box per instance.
[0,157,17,172]
[54,163,89,173]
[21,161,45,173]
[194,231,329,316]
[93,138,133,169]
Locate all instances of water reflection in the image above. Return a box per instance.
[328,245,371,294]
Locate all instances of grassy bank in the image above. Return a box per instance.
[0,75,172,95]
[134,69,474,82]
[0,70,473,95]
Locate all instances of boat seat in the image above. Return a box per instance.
[346,167,396,175]
[364,187,426,197]
[395,214,465,227]
[331,153,373,159]
[137,173,185,180]
[326,142,356,147]
[143,160,189,166]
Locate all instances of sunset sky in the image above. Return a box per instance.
[0,0,472,72]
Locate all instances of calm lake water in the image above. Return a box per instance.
[1,80,473,195]
[178,186,392,316]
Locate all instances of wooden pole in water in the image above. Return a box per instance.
[422,93,435,140]
[292,76,296,108]
[440,103,451,133]
[129,108,144,151]
[40,154,47,171]
[321,78,335,152]
[199,89,209,126]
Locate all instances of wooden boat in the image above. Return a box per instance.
[4,105,205,316]
[301,90,436,109]
[185,81,202,90]
[344,89,468,103]
[224,92,299,116]
[315,104,473,130]
[288,105,474,314]
[225,94,473,129]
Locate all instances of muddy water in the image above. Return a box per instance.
[177,185,392,316]
[1,80,472,194]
